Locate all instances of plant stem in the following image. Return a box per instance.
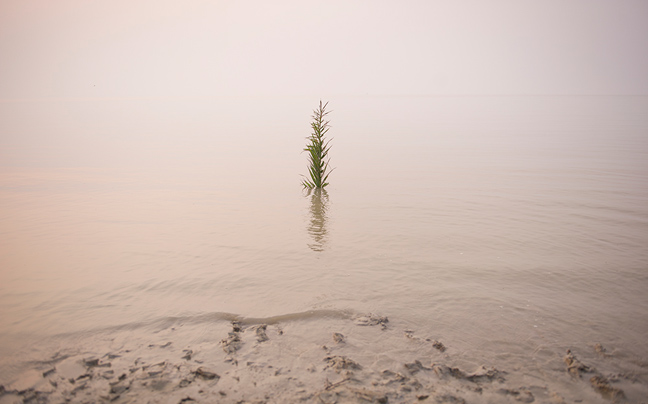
[302,100,332,189]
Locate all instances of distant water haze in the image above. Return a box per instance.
[1,1,647,99]
[1,95,647,351]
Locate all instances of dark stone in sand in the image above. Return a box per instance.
[84,357,100,367]
[431,340,446,352]
[182,349,193,360]
[354,314,389,328]
[404,360,429,374]
[324,356,362,372]
[380,369,408,387]
[255,324,269,342]
[84,357,111,368]
[42,368,56,377]
[498,388,535,403]
[193,367,219,380]
[404,330,446,351]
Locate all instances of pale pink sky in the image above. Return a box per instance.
[1,0,647,99]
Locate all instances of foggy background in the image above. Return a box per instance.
[1,0,647,100]
[1,1,647,169]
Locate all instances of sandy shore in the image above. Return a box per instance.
[0,312,645,403]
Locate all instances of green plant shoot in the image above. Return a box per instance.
[302,101,333,189]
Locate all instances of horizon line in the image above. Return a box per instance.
[1,93,647,103]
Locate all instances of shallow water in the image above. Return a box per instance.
[1,95,647,401]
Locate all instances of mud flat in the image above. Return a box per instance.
[1,312,647,403]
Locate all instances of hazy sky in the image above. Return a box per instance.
[1,0,647,99]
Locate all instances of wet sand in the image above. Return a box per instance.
[1,312,646,404]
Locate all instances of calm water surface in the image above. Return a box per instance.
[1,96,647,384]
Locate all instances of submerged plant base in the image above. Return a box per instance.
[302,100,333,189]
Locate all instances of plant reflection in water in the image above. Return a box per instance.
[305,188,329,252]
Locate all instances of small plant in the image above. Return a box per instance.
[302,100,333,189]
